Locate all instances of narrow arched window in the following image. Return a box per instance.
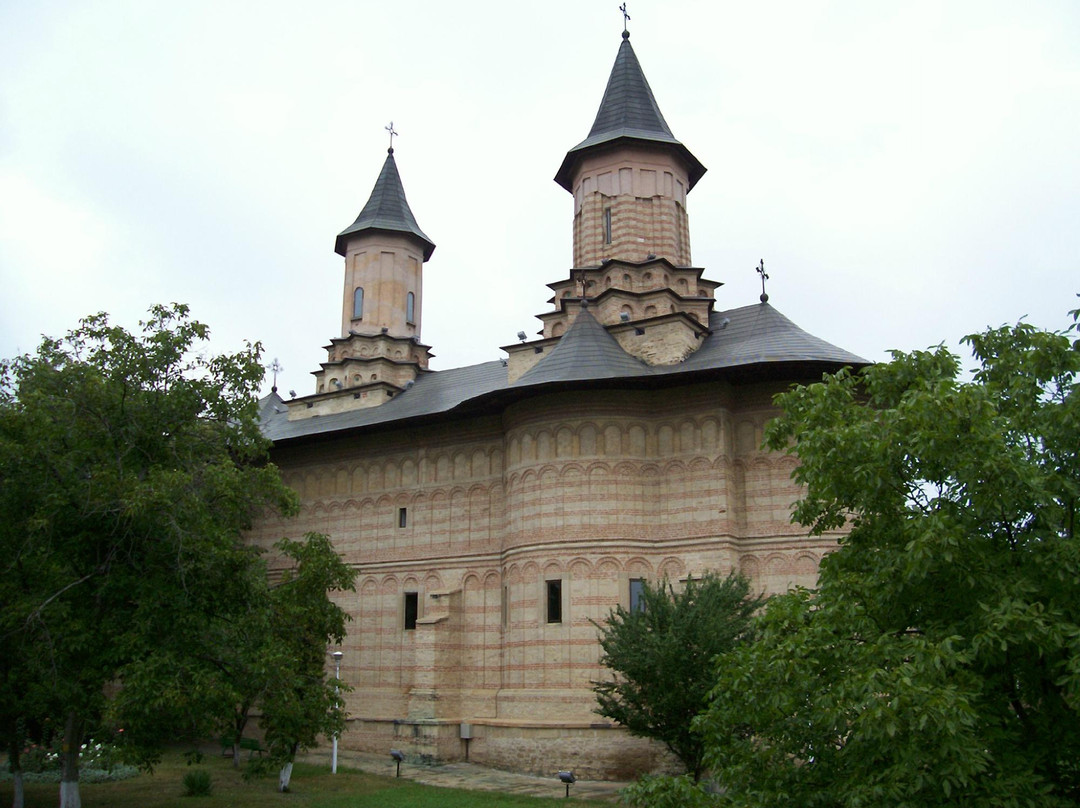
[353,287,364,319]
[406,292,415,324]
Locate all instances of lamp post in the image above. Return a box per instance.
[331,650,343,774]
[558,770,576,798]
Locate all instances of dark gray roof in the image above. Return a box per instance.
[262,361,508,443]
[587,31,675,142]
[335,149,435,260]
[674,304,868,373]
[555,32,706,192]
[259,390,287,422]
[260,302,867,444]
[514,306,650,386]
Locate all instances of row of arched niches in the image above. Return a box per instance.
[349,552,820,597]
[283,411,776,498]
[269,411,801,559]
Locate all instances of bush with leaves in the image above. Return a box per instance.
[182,768,212,797]
[593,572,762,781]
[627,308,1080,807]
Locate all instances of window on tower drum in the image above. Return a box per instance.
[352,286,364,319]
[406,291,415,324]
[404,592,419,630]
[546,579,563,624]
[603,207,613,244]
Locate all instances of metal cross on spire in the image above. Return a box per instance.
[756,259,770,303]
[619,3,630,33]
[269,358,283,392]
[385,121,398,153]
[576,270,589,300]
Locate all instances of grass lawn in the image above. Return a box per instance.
[0,751,600,807]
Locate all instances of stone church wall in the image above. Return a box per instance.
[244,377,841,777]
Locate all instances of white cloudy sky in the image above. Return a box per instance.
[2,0,1078,397]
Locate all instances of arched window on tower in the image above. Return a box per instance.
[406,292,415,324]
[353,287,364,319]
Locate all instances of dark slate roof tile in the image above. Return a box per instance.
[335,149,435,259]
[587,32,674,141]
[260,304,867,443]
[675,304,868,372]
[555,33,706,191]
[261,361,507,443]
[513,306,650,386]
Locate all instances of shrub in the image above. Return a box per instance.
[0,765,139,784]
[19,743,57,774]
[182,768,213,797]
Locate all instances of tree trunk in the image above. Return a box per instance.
[278,762,293,792]
[232,711,249,770]
[7,735,25,808]
[12,770,24,808]
[278,741,299,792]
[59,711,81,808]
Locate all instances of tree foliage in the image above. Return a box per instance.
[0,305,299,805]
[630,309,1080,807]
[255,532,355,790]
[593,573,762,780]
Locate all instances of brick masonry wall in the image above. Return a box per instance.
[245,378,844,778]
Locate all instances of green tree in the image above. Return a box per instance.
[110,532,355,791]
[0,305,298,807]
[645,309,1080,807]
[256,533,355,791]
[592,573,762,781]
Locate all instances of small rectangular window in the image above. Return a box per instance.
[398,507,407,528]
[629,578,645,613]
[546,579,562,624]
[404,592,418,630]
[603,207,612,244]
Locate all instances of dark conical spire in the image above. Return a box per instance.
[588,31,675,142]
[335,149,435,260]
[555,32,706,192]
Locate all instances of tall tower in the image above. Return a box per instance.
[510,30,715,370]
[334,147,435,339]
[301,147,436,415]
[555,30,706,268]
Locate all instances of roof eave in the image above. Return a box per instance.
[554,134,707,192]
[268,358,864,449]
[334,226,436,261]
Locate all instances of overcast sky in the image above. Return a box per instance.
[2,1,1078,397]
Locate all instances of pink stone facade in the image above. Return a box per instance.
[571,146,693,268]
[246,382,842,778]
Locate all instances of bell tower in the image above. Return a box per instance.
[292,143,436,418]
[554,30,706,268]
[502,28,717,374]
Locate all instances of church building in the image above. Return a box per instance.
[250,28,865,779]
